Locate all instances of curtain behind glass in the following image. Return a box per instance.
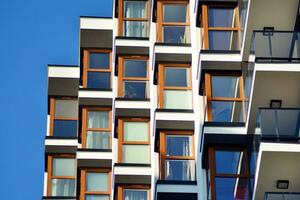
[51,179,75,196]
[124,1,147,37]
[166,135,192,156]
[124,189,148,200]
[88,111,109,128]
[86,131,110,149]
[165,160,195,181]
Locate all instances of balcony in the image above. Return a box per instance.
[256,108,300,141]
[251,31,300,62]
[265,192,300,200]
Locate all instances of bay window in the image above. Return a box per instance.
[117,185,150,200]
[118,0,149,37]
[82,108,112,149]
[118,118,150,164]
[159,131,195,181]
[158,64,193,109]
[83,50,112,89]
[47,155,76,196]
[50,98,78,137]
[157,1,190,43]
[118,56,149,99]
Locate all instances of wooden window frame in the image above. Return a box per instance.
[204,72,245,121]
[49,97,78,136]
[201,3,242,50]
[157,0,190,43]
[83,49,112,89]
[118,0,150,37]
[80,168,112,200]
[81,107,112,149]
[158,63,193,108]
[117,118,150,163]
[47,154,76,196]
[159,130,195,180]
[208,146,250,200]
[117,185,151,200]
[118,56,149,98]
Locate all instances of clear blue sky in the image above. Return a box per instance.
[0,0,112,199]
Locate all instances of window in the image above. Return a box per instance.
[205,73,246,122]
[83,50,112,89]
[47,155,76,196]
[80,169,111,200]
[118,56,149,99]
[82,108,112,149]
[118,0,149,37]
[201,3,242,50]
[117,185,150,200]
[157,1,190,43]
[158,64,193,109]
[50,98,78,137]
[118,118,150,164]
[159,131,195,181]
[208,147,250,200]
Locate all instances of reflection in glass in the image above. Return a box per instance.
[124,60,147,78]
[88,111,109,129]
[53,120,77,137]
[124,189,148,200]
[163,4,187,22]
[209,31,239,50]
[212,76,239,98]
[86,131,110,149]
[123,145,150,164]
[211,101,244,122]
[215,177,250,200]
[124,1,146,18]
[87,72,110,89]
[164,90,192,109]
[53,158,75,176]
[166,135,192,156]
[215,150,243,174]
[208,7,235,27]
[124,81,147,99]
[51,179,75,196]
[164,68,189,87]
[54,100,78,118]
[163,26,190,43]
[124,21,148,37]
[86,195,110,200]
[89,53,110,69]
[124,122,148,142]
[86,172,108,192]
[165,160,195,181]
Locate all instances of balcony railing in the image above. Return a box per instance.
[251,31,300,62]
[265,192,300,200]
[256,108,300,141]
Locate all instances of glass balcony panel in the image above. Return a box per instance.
[123,21,148,37]
[265,192,300,200]
[87,72,110,89]
[51,179,75,196]
[208,31,240,50]
[86,195,110,200]
[211,101,244,122]
[53,120,77,137]
[163,26,190,43]
[163,4,187,23]
[86,131,110,149]
[166,135,192,157]
[277,109,300,138]
[165,160,195,181]
[215,177,250,200]
[208,7,235,27]
[164,90,193,109]
[124,1,146,18]
[124,189,149,200]
[89,53,110,69]
[124,60,147,78]
[164,67,190,87]
[123,145,150,164]
[123,81,148,99]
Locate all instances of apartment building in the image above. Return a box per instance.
[42,0,300,199]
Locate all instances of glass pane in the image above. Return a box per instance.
[212,76,240,98]
[89,53,110,69]
[165,160,195,181]
[53,158,75,176]
[166,135,192,156]
[51,179,75,196]
[87,72,111,89]
[215,177,250,200]
[54,100,78,118]
[86,172,108,192]
[164,67,190,87]
[211,101,244,122]
[124,189,148,200]
[208,7,235,27]
[124,21,148,37]
[209,31,240,50]
[86,195,110,200]
[163,4,187,22]
[123,81,147,99]
[86,131,110,149]
[88,111,109,128]
[215,150,245,174]
[124,1,146,18]
[163,26,190,43]
[124,122,148,142]
[124,60,147,78]
[277,109,300,138]
[123,145,150,164]
[164,90,192,109]
[53,120,77,137]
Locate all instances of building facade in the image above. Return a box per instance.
[42,0,300,199]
